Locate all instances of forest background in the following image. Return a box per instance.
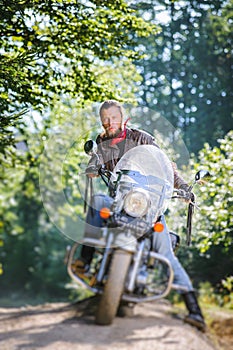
[0,0,232,308]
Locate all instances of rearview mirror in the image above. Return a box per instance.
[84,140,97,156]
[195,170,211,184]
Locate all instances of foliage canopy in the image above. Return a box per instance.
[193,130,233,253]
[0,0,158,114]
[132,0,233,153]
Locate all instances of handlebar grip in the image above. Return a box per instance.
[85,165,99,175]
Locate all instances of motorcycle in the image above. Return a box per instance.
[66,140,210,325]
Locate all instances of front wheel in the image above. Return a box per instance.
[95,249,132,325]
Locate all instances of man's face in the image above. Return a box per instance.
[100,106,122,138]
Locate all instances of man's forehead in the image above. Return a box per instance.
[100,106,122,118]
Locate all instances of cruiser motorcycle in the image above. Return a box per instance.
[66,141,210,325]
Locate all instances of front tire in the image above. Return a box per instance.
[95,249,132,325]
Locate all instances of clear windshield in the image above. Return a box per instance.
[111,145,174,216]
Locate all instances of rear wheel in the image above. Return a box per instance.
[95,250,132,325]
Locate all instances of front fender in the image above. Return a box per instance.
[114,232,137,252]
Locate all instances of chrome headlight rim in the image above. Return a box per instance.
[123,188,151,218]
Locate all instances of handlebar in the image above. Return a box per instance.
[85,163,113,187]
[172,189,196,205]
[172,188,197,246]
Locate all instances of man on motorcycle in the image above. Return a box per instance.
[73,100,206,331]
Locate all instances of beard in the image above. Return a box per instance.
[105,127,122,138]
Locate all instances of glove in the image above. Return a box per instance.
[186,191,195,203]
[85,165,99,177]
[179,184,195,203]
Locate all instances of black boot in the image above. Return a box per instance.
[182,291,206,332]
[81,245,95,265]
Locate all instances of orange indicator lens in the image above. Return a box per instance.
[99,207,111,219]
[153,222,164,232]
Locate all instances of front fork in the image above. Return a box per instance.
[96,232,114,283]
[127,240,145,292]
[97,230,137,283]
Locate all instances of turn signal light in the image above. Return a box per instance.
[153,222,164,232]
[99,207,111,219]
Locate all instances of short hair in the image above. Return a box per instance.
[99,100,125,118]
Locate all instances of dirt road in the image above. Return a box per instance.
[0,297,231,350]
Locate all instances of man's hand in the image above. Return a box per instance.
[85,165,99,178]
[185,191,195,204]
[178,184,195,203]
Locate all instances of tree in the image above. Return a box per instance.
[168,131,233,293]
[0,0,159,161]
[131,0,233,154]
[192,131,233,253]
[0,105,90,297]
[0,0,158,114]
[0,0,159,298]
[0,0,158,178]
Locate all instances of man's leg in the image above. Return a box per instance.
[152,215,206,331]
[72,194,113,274]
[152,216,193,290]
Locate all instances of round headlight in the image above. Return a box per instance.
[123,189,150,217]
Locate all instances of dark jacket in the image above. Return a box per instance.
[88,127,188,189]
